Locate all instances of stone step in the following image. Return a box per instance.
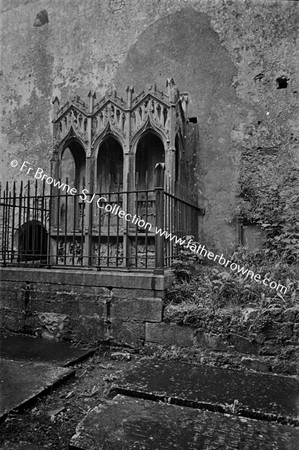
[110,358,299,424]
[69,395,299,450]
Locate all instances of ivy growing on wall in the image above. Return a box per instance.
[237,148,299,263]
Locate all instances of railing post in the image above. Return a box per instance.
[123,173,130,268]
[154,163,165,273]
[1,187,7,267]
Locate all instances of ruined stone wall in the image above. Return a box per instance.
[1,0,297,252]
[158,305,299,375]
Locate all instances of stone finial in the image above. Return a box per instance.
[52,96,60,117]
[126,85,134,107]
[52,96,60,106]
[166,78,177,102]
[88,91,96,113]
[87,91,96,98]
[105,84,117,98]
[166,77,175,87]
[146,83,156,92]
[180,93,189,117]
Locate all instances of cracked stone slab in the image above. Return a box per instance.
[0,359,74,420]
[111,359,299,423]
[69,395,299,450]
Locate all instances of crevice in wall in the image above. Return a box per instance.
[276,76,288,89]
[33,10,49,27]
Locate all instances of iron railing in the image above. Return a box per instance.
[0,171,203,271]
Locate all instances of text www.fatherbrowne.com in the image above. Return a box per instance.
[13,159,288,295]
[155,231,287,295]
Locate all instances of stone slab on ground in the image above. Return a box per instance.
[69,394,299,450]
[111,359,299,423]
[0,334,95,366]
[0,359,74,420]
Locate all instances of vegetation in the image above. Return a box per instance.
[164,147,299,312]
[166,242,298,310]
[238,150,299,264]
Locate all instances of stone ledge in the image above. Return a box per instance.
[0,267,172,291]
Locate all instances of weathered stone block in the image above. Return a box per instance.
[254,333,266,344]
[70,316,106,342]
[260,344,279,356]
[0,289,25,310]
[111,298,162,322]
[37,312,71,340]
[194,332,228,351]
[0,280,23,291]
[30,290,76,304]
[110,319,145,346]
[261,324,293,343]
[241,357,270,373]
[29,296,79,315]
[145,323,194,347]
[271,360,297,376]
[0,309,25,333]
[79,297,105,316]
[227,333,259,355]
[23,312,40,336]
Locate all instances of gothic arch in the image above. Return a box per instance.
[131,117,168,156]
[93,126,125,160]
[96,134,124,192]
[135,130,165,190]
[57,127,86,161]
[16,220,48,262]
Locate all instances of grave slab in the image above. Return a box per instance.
[0,334,95,366]
[111,359,299,423]
[0,359,74,420]
[70,395,299,450]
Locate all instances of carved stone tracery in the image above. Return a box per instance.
[53,79,188,155]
